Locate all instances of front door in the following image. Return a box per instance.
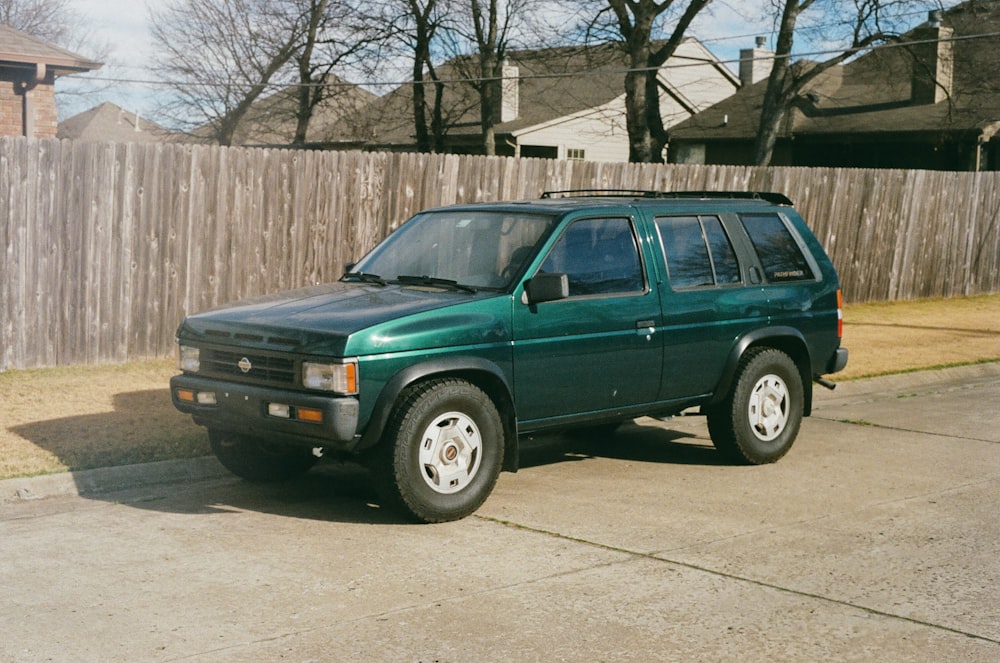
[512,216,662,425]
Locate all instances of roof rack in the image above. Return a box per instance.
[539,189,794,206]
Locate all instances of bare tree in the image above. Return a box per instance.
[288,0,382,145]
[447,0,548,156]
[150,0,307,144]
[753,0,928,165]
[1,0,77,45]
[596,0,713,163]
[409,0,448,152]
[375,0,449,152]
[468,0,504,155]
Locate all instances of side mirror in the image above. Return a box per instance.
[525,272,569,304]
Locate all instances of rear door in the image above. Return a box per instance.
[653,213,767,400]
[511,214,663,424]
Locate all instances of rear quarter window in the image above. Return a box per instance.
[656,215,741,289]
[740,213,815,283]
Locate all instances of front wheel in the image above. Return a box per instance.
[707,348,804,465]
[209,430,318,481]
[371,378,504,523]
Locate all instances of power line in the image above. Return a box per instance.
[64,29,1000,92]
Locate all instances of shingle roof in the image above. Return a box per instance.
[668,0,1000,142]
[0,23,102,73]
[364,38,735,146]
[57,102,178,143]
[229,75,378,146]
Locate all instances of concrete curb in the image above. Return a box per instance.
[814,361,1000,407]
[1,456,229,505]
[3,362,997,506]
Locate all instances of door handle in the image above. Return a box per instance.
[636,320,656,337]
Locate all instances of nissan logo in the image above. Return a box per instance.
[237,357,252,373]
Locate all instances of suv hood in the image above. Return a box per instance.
[178,282,503,355]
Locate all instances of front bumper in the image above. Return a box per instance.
[170,374,360,449]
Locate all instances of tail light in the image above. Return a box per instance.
[836,289,844,339]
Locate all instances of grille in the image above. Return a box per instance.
[202,349,296,385]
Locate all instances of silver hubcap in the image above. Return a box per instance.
[747,374,789,441]
[418,411,482,494]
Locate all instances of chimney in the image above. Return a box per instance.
[500,59,519,123]
[910,10,953,105]
[739,36,774,87]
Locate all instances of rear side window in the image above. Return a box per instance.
[656,215,741,289]
[741,213,815,283]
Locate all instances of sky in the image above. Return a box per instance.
[59,0,155,118]
[55,0,955,124]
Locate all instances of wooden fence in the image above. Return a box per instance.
[2,137,999,371]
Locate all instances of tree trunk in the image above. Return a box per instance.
[479,54,498,156]
[753,0,801,166]
[410,1,435,152]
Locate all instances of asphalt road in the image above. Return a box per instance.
[2,364,998,662]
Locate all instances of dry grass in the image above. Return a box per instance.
[0,360,207,481]
[1,294,998,481]
[839,293,1000,379]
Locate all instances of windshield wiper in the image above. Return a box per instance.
[342,271,387,286]
[394,275,478,294]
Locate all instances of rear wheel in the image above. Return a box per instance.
[209,430,318,481]
[707,348,803,464]
[371,378,504,523]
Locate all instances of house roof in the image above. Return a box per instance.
[229,75,378,146]
[0,23,102,74]
[58,102,179,143]
[364,38,737,147]
[668,0,1000,143]
[189,74,378,146]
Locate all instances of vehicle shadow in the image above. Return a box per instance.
[11,392,725,525]
[518,419,724,469]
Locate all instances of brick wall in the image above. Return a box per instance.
[0,69,59,138]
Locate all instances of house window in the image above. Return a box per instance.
[567,148,585,161]
[521,145,558,159]
[672,143,706,165]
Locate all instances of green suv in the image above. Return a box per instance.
[171,191,847,522]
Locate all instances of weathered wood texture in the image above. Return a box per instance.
[2,138,999,370]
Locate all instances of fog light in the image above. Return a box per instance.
[268,403,291,418]
[196,391,217,405]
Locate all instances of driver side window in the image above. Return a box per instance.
[539,217,644,296]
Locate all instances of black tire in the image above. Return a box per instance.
[707,348,803,465]
[209,429,318,482]
[371,378,504,523]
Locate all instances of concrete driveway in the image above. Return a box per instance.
[2,365,998,662]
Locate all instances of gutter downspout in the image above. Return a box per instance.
[975,122,1000,171]
[20,62,46,137]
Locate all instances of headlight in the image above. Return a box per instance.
[178,345,200,372]
[303,360,358,394]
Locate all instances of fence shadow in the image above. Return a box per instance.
[11,389,209,473]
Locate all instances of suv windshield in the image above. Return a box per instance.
[350,210,558,290]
